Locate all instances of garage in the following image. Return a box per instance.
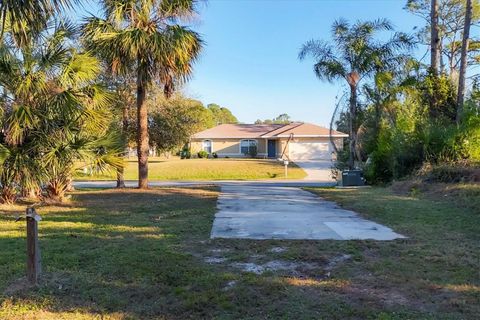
[288,141,332,160]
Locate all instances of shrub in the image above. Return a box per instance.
[180,149,191,159]
[461,105,480,161]
[197,150,209,158]
[245,145,257,158]
[212,152,218,158]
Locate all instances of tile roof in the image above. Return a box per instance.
[192,123,348,139]
[266,122,348,137]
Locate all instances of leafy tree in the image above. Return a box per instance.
[207,103,238,125]
[273,113,291,124]
[254,114,292,124]
[117,88,218,155]
[299,18,413,169]
[149,96,210,154]
[82,0,203,189]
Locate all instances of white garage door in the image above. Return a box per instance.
[289,141,332,160]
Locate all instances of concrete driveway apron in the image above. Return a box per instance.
[211,184,404,240]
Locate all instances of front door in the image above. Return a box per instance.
[267,140,276,158]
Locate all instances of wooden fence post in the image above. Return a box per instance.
[26,207,41,285]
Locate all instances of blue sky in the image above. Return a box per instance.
[184,0,428,125]
[72,1,428,126]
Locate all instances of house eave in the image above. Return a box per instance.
[191,136,264,139]
[274,134,349,138]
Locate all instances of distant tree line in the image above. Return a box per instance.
[254,114,292,124]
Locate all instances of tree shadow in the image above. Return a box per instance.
[0,187,227,319]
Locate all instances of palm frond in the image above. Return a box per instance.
[159,0,200,21]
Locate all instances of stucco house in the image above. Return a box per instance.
[190,122,348,160]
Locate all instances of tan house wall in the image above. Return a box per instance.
[191,138,267,157]
[191,137,345,159]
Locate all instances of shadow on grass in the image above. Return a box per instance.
[1,186,479,319]
[0,187,231,319]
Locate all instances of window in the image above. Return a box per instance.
[202,140,212,153]
[240,139,257,154]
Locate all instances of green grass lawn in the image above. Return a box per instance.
[74,158,307,180]
[0,184,478,319]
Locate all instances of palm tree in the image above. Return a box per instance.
[0,19,123,203]
[299,19,413,169]
[82,0,203,189]
[0,0,74,45]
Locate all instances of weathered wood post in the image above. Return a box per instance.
[26,207,41,285]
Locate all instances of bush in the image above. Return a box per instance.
[197,150,209,158]
[245,146,257,158]
[180,149,191,159]
[461,105,480,161]
[212,152,218,158]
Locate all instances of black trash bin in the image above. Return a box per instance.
[341,170,365,186]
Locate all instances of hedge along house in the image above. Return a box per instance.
[190,122,348,160]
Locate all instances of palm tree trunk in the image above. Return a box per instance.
[456,0,472,124]
[116,168,125,188]
[136,68,149,189]
[116,102,129,188]
[348,84,357,170]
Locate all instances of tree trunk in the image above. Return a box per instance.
[456,0,472,124]
[439,37,445,74]
[116,102,129,188]
[136,68,149,189]
[116,168,125,188]
[348,84,357,170]
[430,0,440,75]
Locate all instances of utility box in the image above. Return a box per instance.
[341,170,365,186]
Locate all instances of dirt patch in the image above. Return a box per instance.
[223,280,237,291]
[3,277,35,296]
[3,272,72,296]
[343,285,410,307]
[204,257,228,264]
[325,254,352,271]
[202,243,352,279]
[269,246,287,253]
[231,260,320,276]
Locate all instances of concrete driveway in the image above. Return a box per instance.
[211,184,404,240]
[293,160,334,181]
